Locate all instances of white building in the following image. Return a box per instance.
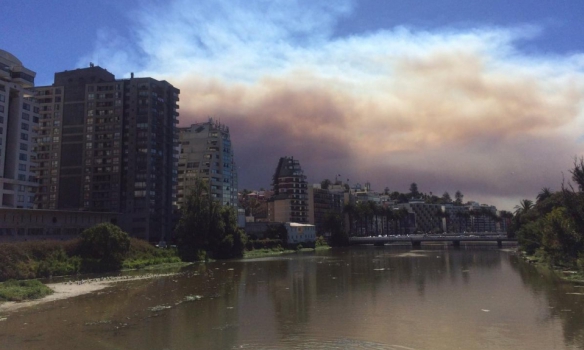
[0,50,40,208]
[177,119,238,208]
[285,222,316,245]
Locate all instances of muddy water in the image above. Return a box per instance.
[1,246,584,350]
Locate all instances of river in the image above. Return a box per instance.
[1,245,583,350]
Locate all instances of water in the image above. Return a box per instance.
[1,245,584,350]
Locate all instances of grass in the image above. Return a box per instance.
[0,280,53,302]
[0,238,184,281]
[244,248,295,258]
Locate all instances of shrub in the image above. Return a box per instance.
[78,223,130,271]
[0,279,53,302]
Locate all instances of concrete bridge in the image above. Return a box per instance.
[349,234,517,247]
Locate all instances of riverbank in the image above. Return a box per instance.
[519,251,584,283]
[0,272,181,314]
[243,245,330,259]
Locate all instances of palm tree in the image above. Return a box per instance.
[514,199,534,216]
[536,187,552,203]
[343,203,356,236]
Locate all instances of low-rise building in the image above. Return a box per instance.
[0,208,120,242]
[285,222,316,245]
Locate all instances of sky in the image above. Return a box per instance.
[2,0,584,210]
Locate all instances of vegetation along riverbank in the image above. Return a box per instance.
[513,157,584,279]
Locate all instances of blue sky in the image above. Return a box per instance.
[2,0,584,209]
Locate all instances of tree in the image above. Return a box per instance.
[514,199,534,216]
[324,212,349,246]
[320,179,332,190]
[409,183,420,199]
[454,191,464,205]
[175,179,247,261]
[536,187,552,203]
[343,203,356,236]
[441,192,452,204]
[265,223,287,241]
[79,223,130,271]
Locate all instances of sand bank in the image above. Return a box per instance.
[0,273,178,313]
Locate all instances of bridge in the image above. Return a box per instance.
[349,234,517,247]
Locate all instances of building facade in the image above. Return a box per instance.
[177,119,238,208]
[0,50,40,209]
[285,222,316,245]
[0,208,120,242]
[308,185,344,234]
[33,65,179,242]
[268,156,308,223]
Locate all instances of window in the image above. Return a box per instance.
[18,174,26,181]
[19,153,27,161]
[0,105,4,113]
[21,123,29,131]
[18,164,26,171]
[19,143,28,151]
[0,95,4,102]
[22,102,30,110]
[22,113,29,121]
[20,133,28,141]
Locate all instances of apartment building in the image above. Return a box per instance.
[33,65,179,242]
[177,119,238,208]
[268,156,308,223]
[0,50,40,208]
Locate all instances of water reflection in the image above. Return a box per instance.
[510,255,584,348]
[1,245,583,350]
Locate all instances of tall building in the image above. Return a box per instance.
[0,50,40,208]
[268,156,308,223]
[177,118,238,208]
[308,185,344,234]
[34,65,179,242]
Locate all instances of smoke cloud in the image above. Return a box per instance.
[81,0,584,209]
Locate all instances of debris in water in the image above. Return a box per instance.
[481,309,490,312]
[148,305,172,312]
[566,293,584,295]
[0,317,7,322]
[373,268,385,271]
[184,295,203,302]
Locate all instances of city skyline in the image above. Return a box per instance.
[2,0,584,210]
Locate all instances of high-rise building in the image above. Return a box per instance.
[34,65,179,242]
[0,50,40,208]
[177,118,238,208]
[268,156,308,223]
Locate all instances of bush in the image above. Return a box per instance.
[78,223,130,271]
[0,279,53,302]
[0,240,82,281]
[315,236,328,247]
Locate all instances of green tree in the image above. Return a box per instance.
[536,187,552,203]
[78,223,130,271]
[175,179,247,261]
[324,212,349,246]
[454,190,464,205]
[442,192,452,204]
[514,199,534,216]
[343,203,356,236]
[409,183,420,199]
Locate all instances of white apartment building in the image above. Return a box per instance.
[0,50,40,208]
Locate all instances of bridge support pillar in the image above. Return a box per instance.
[452,240,460,247]
[497,240,503,248]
